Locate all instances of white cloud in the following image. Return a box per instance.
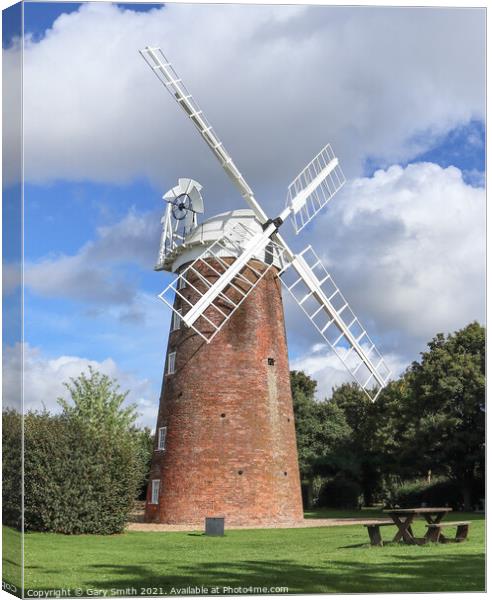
[24,208,161,308]
[25,252,136,304]
[3,342,158,429]
[291,342,407,400]
[2,37,22,187]
[285,161,485,374]
[2,262,21,295]
[3,4,485,204]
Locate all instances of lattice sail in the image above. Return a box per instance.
[286,144,346,234]
[279,246,391,401]
[140,46,268,224]
[159,223,289,343]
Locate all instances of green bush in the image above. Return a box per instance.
[2,409,22,529]
[389,478,467,510]
[23,410,145,534]
[317,475,362,509]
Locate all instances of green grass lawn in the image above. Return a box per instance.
[2,526,22,592]
[3,512,485,595]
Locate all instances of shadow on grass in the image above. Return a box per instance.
[26,553,485,595]
[3,557,22,567]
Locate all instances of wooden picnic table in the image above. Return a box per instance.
[383,507,453,545]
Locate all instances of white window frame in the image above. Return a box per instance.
[171,309,181,332]
[151,479,160,504]
[166,351,176,375]
[157,426,167,451]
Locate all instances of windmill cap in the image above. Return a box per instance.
[169,209,281,273]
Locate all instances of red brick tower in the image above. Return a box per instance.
[145,210,304,526]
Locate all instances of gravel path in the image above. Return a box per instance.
[126,518,385,532]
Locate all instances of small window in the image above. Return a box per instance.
[177,274,186,290]
[157,426,167,451]
[171,309,181,332]
[166,351,176,375]
[151,479,160,504]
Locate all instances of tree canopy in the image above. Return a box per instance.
[401,321,485,506]
[58,366,138,435]
[291,322,485,510]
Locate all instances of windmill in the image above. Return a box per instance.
[140,46,391,526]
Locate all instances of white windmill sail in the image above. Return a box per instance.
[286,144,346,234]
[140,47,268,225]
[141,46,391,401]
[279,246,391,400]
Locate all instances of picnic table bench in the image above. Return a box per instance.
[362,507,471,546]
[362,520,395,547]
[425,521,471,543]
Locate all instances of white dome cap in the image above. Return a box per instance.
[166,209,281,273]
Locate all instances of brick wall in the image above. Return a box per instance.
[145,260,304,526]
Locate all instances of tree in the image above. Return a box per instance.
[134,426,155,500]
[291,371,351,506]
[58,366,137,435]
[403,322,485,509]
[291,371,318,478]
[370,379,413,489]
[331,383,384,505]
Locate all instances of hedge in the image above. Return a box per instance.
[2,409,22,529]
[3,409,147,534]
[388,477,483,510]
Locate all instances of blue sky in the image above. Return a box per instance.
[3,2,162,46]
[3,2,486,426]
[23,2,165,39]
[364,119,485,186]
